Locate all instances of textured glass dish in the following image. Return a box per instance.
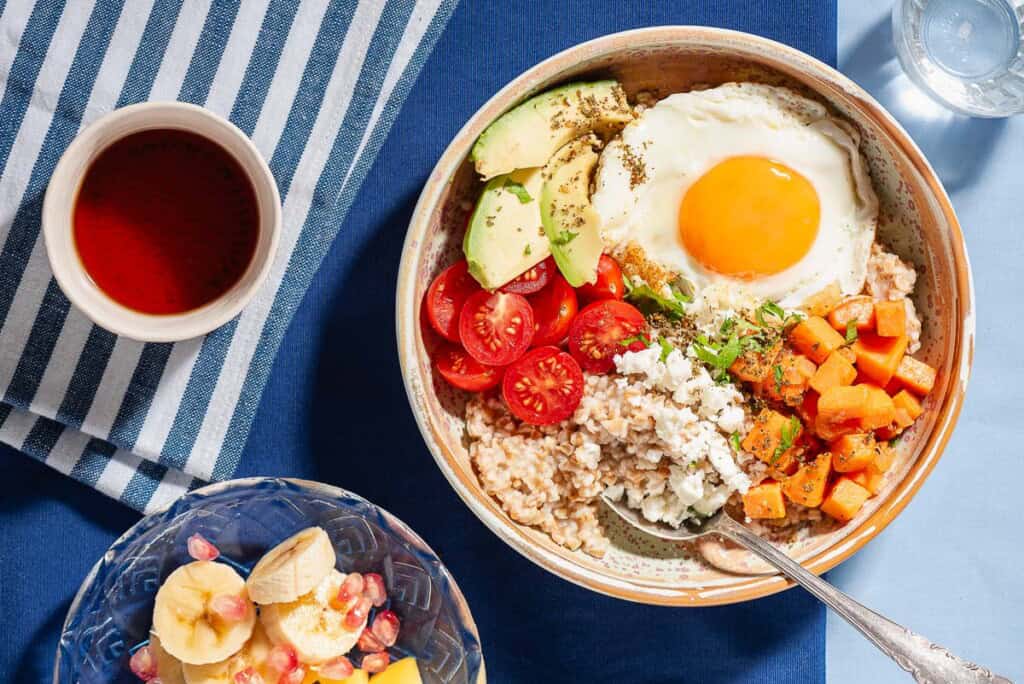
[54,477,484,684]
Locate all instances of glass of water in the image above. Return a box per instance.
[893,0,1024,117]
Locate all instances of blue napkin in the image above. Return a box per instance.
[0,0,457,512]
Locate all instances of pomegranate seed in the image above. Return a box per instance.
[318,656,355,679]
[370,610,400,647]
[362,652,390,674]
[234,668,265,684]
[279,668,305,684]
[267,645,298,673]
[187,533,220,561]
[363,573,387,607]
[357,627,385,652]
[129,645,157,680]
[343,596,372,630]
[209,594,249,622]
[337,573,365,604]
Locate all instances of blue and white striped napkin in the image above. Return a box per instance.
[0,0,455,513]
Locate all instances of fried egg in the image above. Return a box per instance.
[593,83,878,308]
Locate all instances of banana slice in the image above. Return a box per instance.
[153,561,256,665]
[247,527,336,605]
[150,633,186,684]
[182,622,276,684]
[261,569,365,664]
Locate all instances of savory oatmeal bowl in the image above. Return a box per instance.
[397,27,973,605]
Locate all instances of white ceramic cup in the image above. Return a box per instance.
[42,101,281,342]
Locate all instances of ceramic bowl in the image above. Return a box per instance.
[54,477,485,683]
[43,101,281,343]
[396,27,973,606]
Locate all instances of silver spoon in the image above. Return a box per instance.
[603,496,1011,683]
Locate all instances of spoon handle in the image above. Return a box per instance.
[719,516,1011,684]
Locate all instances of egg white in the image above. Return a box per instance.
[593,83,878,308]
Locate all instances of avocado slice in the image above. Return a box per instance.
[471,81,633,180]
[540,135,603,287]
[463,167,550,290]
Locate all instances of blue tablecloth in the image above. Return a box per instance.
[0,1,836,681]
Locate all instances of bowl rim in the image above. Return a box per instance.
[53,476,485,683]
[396,25,975,606]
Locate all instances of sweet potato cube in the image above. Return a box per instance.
[801,282,843,318]
[851,332,908,386]
[759,352,816,407]
[848,442,895,495]
[809,351,857,395]
[836,346,857,364]
[797,389,819,424]
[827,296,876,333]
[743,481,787,519]
[874,441,896,471]
[821,477,871,522]
[814,414,859,441]
[893,355,936,396]
[892,390,923,421]
[831,433,876,472]
[782,452,832,508]
[741,409,802,473]
[874,300,906,337]
[790,316,846,364]
[730,338,783,383]
[858,385,896,431]
[818,385,871,422]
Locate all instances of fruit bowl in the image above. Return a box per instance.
[54,477,484,683]
[396,27,974,605]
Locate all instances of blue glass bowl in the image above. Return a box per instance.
[54,477,485,683]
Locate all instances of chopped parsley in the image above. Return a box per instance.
[729,432,742,453]
[618,333,650,348]
[657,337,675,363]
[889,436,901,447]
[624,278,692,320]
[551,229,578,246]
[503,178,532,203]
[691,332,743,383]
[755,300,803,329]
[845,320,859,344]
[773,363,785,392]
[771,416,802,464]
[523,244,532,257]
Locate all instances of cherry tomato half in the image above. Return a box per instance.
[529,273,578,347]
[425,260,482,342]
[459,290,535,366]
[500,257,553,296]
[576,254,625,302]
[568,299,648,374]
[434,342,504,391]
[502,346,584,425]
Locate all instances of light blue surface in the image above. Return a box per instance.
[830,1,1024,681]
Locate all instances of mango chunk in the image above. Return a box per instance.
[369,658,423,684]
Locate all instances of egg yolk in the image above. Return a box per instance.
[678,156,820,279]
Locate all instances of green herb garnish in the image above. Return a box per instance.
[730,432,742,453]
[657,337,675,363]
[773,364,785,392]
[618,333,651,348]
[755,300,803,329]
[503,178,532,203]
[523,244,532,257]
[624,278,692,320]
[691,332,743,383]
[551,229,578,246]
[771,416,802,464]
[845,320,859,344]
[889,436,901,447]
